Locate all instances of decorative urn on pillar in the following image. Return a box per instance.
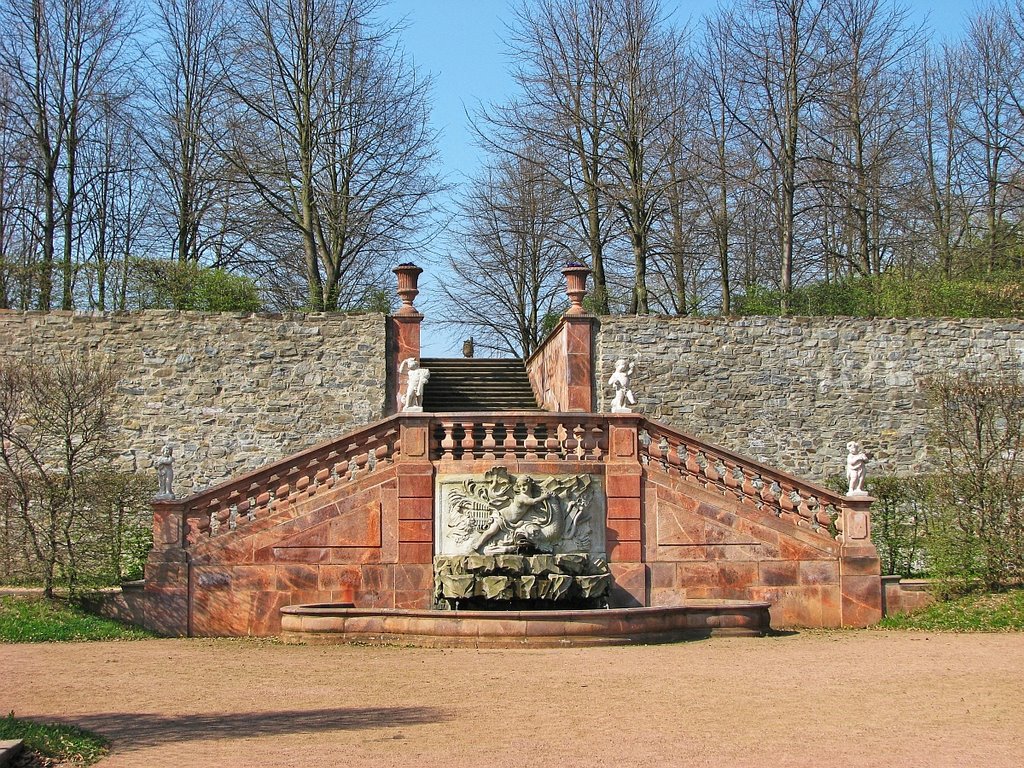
[562,263,591,316]
[393,263,424,315]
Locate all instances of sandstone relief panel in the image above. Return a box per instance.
[435,468,605,557]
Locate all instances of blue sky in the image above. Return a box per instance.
[383,1,978,354]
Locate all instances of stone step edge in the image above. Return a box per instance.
[0,740,24,768]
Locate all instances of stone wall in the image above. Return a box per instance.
[597,316,1024,481]
[0,310,389,494]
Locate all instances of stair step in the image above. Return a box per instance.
[419,357,538,412]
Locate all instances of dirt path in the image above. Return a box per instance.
[2,631,1022,768]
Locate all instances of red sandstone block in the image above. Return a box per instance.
[716,562,758,590]
[840,554,882,577]
[272,546,331,563]
[231,566,275,592]
[247,591,290,636]
[394,563,433,592]
[399,542,432,563]
[317,564,361,592]
[840,575,883,627]
[799,560,840,585]
[607,497,641,520]
[394,590,431,610]
[398,497,433,521]
[650,588,687,607]
[706,543,765,562]
[650,561,675,590]
[609,562,646,607]
[398,520,432,543]
[398,473,433,499]
[275,564,318,591]
[605,472,641,498]
[607,519,641,542]
[673,562,719,589]
[608,540,641,562]
[758,560,799,587]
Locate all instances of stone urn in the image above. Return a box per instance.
[393,263,423,315]
[562,264,591,316]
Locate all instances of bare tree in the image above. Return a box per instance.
[816,0,922,277]
[438,147,570,357]
[962,5,1023,273]
[148,0,235,267]
[0,0,138,310]
[480,0,621,314]
[223,0,442,310]
[910,43,973,276]
[600,0,689,314]
[0,353,122,596]
[721,0,833,312]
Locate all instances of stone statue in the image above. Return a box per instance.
[444,467,596,556]
[845,441,870,496]
[399,357,430,412]
[154,445,175,500]
[608,358,636,413]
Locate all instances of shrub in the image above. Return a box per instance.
[0,354,154,595]
[923,372,1024,597]
[130,259,262,312]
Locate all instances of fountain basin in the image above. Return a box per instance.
[280,601,771,648]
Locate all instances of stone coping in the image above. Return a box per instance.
[280,601,772,648]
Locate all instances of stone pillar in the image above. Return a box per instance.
[394,416,434,608]
[838,496,883,626]
[143,499,190,635]
[563,316,596,412]
[605,415,646,607]
[389,264,424,415]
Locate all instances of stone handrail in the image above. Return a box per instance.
[432,412,608,461]
[175,414,402,545]
[638,420,849,541]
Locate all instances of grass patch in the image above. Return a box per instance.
[0,713,108,765]
[879,588,1024,631]
[0,595,152,642]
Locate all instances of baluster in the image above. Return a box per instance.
[209,509,221,535]
[590,423,605,459]
[502,422,518,459]
[440,421,456,460]
[667,441,683,469]
[648,433,665,463]
[524,423,539,460]
[572,424,586,459]
[461,421,477,460]
[480,423,497,460]
[544,422,560,460]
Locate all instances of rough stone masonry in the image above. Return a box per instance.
[0,310,388,493]
[598,315,1024,481]
[3,310,1022,492]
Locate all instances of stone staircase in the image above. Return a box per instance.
[420,358,540,412]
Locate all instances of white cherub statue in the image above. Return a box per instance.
[845,441,870,497]
[154,445,175,500]
[399,357,430,412]
[608,358,636,413]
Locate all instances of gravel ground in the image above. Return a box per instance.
[2,631,1022,768]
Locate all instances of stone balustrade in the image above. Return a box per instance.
[639,421,848,542]
[163,415,403,546]
[432,412,609,462]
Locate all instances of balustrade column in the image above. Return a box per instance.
[605,414,645,607]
